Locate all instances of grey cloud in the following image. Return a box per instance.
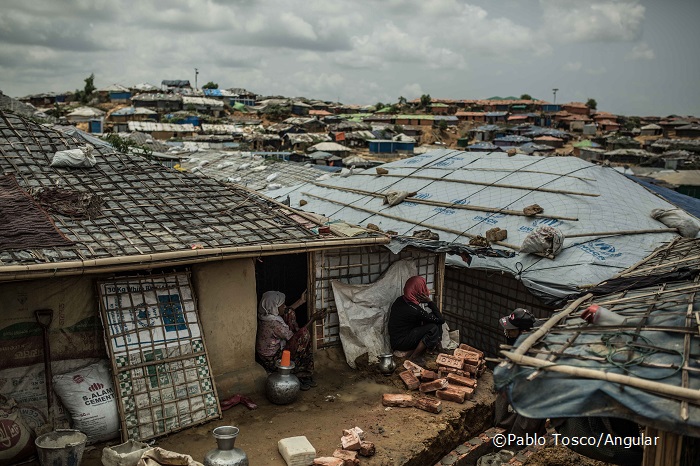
[540,0,645,43]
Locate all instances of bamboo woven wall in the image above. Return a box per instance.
[442,266,553,358]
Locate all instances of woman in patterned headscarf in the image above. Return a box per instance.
[387,276,444,364]
[255,290,322,389]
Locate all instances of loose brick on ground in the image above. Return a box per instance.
[340,432,361,451]
[382,393,415,407]
[436,354,464,370]
[419,378,448,393]
[453,348,481,366]
[399,370,420,390]
[314,457,344,466]
[414,396,442,413]
[436,387,466,403]
[403,360,424,376]
[332,449,359,466]
[359,441,376,457]
[458,344,484,359]
[446,373,477,388]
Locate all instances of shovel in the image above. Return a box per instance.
[35,309,55,430]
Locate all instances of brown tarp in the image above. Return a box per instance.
[0,174,74,251]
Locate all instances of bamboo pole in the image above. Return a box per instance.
[513,293,593,356]
[0,237,390,282]
[566,228,678,238]
[614,239,679,279]
[596,284,700,306]
[500,350,700,403]
[618,253,700,277]
[312,182,579,221]
[356,173,600,197]
[301,191,522,252]
[413,167,596,182]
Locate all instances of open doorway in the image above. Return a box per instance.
[255,253,309,327]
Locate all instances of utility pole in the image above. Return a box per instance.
[552,88,559,105]
[194,68,199,90]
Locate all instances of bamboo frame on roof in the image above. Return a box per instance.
[355,172,600,197]
[312,182,579,221]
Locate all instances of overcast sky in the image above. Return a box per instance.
[1,0,698,116]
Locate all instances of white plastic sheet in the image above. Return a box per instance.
[331,260,416,368]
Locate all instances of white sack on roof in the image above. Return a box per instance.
[51,144,96,168]
[651,209,699,238]
[273,149,683,302]
[520,226,565,256]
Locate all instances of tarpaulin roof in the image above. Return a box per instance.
[627,175,700,218]
[494,237,700,437]
[267,149,682,302]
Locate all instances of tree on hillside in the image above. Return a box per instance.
[586,98,598,110]
[375,102,385,111]
[397,96,407,107]
[520,94,533,100]
[76,73,96,104]
[420,94,432,108]
[202,81,219,89]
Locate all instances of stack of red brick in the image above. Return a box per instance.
[382,344,485,412]
[313,426,376,465]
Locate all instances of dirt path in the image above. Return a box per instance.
[80,347,496,466]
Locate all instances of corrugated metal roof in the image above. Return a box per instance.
[182,96,224,108]
[111,106,158,116]
[128,121,196,132]
[181,151,325,191]
[201,124,245,135]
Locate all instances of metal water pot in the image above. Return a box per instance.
[203,426,249,466]
[265,361,301,405]
[377,353,396,375]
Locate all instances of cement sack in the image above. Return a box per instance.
[52,360,119,444]
[331,260,417,369]
[651,208,700,238]
[102,440,151,466]
[0,396,35,466]
[520,226,564,256]
[0,359,98,434]
[50,144,96,168]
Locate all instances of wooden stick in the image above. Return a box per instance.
[614,239,679,279]
[501,350,700,403]
[513,293,593,356]
[312,182,579,221]
[414,167,596,182]
[356,173,600,197]
[566,228,678,238]
[300,191,521,251]
[618,253,700,277]
[596,284,700,306]
[681,301,693,421]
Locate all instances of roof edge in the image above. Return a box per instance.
[0,236,389,282]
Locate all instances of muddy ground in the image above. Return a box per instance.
[77,346,496,466]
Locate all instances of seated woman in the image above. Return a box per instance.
[255,290,322,390]
[388,276,445,363]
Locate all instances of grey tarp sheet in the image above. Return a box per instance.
[269,150,682,304]
[493,310,700,438]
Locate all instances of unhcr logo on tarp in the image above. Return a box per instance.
[578,241,623,261]
[519,218,562,233]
